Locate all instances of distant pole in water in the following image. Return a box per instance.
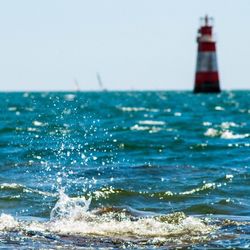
[74,78,81,92]
[194,15,221,93]
[96,72,106,91]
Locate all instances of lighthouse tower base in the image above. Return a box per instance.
[194,82,221,93]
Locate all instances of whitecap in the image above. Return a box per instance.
[179,183,217,195]
[120,107,146,112]
[0,183,57,197]
[215,106,224,111]
[225,174,234,180]
[130,125,150,131]
[33,121,44,127]
[0,190,216,244]
[220,122,239,129]
[149,127,162,133]
[8,107,17,111]
[0,214,19,231]
[46,191,214,238]
[204,128,219,137]
[130,124,163,133]
[203,121,212,126]
[0,183,23,189]
[204,127,248,140]
[64,94,76,101]
[220,130,249,139]
[48,213,212,238]
[118,107,159,112]
[138,120,165,126]
[27,127,38,132]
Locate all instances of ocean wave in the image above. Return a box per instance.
[0,214,19,231]
[45,191,215,240]
[220,130,249,139]
[179,183,217,195]
[203,120,248,139]
[90,182,222,202]
[118,106,159,112]
[130,124,163,133]
[138,120,165,126]
[220,122,240,129]
[64,94,76,101]
[48,212,212,238]
[1,211,249,248]
[214,106,225,111]
[0,211,214,248]
[32,120,46,127]
[0,183,57,197]
[4,189,250,247]
[204,128,249,139]
[0,189,215,241]
[8,107,17,112]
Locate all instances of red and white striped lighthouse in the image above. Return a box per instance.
[194,15,221,93]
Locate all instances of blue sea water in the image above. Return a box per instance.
[0,91,250,249]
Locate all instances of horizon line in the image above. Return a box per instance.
[0,88,249,93]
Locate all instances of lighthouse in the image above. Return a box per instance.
[194,15,221,93]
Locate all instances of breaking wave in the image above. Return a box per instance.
[0,183,57,197]
[90,180,229,202]
[0,190,216,246]
[203,121,249,139]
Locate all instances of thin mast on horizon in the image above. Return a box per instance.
[74,78,81,92]
[96,72,106,91]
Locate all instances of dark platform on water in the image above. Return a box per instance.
[194,82,221,93]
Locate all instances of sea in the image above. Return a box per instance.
[0,91,250,249]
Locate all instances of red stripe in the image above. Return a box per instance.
[195,72,219,84]
[198,42,216,52]
[200,26,212,36]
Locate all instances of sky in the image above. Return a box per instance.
[0,0,249,91]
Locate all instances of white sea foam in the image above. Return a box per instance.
[203,121,212,126]
[138,120,165,126]
[33,120,45,127]
[64,94,76,101]
[179,183,217,195]
[130,125,151,131]
[130,124,163,133]
[93,186,118,199]
[0,214,19,231]
[225,174,234,180]
[215,106,224,111]
[0,183,57,197]
[204,128,219,137]
[204,127,249,139]
[0,190,216,244]
[50,189,91,221]
[8,107,17,111]
[149,127,163,133]
[27,127,38,132]
[220,130,249,139]
[48,213,211,238]
[220,122,239,129]
[0,183,22,189]
[131,119,166,133]
[46,191,213,238]
[118,107,159,112]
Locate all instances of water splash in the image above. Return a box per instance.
[50,189,92,221]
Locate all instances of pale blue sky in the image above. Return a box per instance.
[0,0,249,91]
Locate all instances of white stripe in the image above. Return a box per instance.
[196,52,218,72]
